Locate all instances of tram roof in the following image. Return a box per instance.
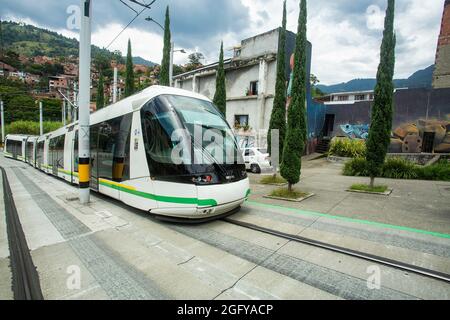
[90,85,212,126]
[40,86,212,139]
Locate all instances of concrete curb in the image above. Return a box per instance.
[346,188,393,196]
[263,193,315,203]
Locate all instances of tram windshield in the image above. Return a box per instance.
[141,95,246,184]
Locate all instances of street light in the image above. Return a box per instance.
[145,16,186,87]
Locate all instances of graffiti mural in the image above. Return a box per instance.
[340,124,369,139]
[336,119,450,154]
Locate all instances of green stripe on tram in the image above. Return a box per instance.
[99,179,218,207]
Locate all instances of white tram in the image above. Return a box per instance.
[4,86,250,220]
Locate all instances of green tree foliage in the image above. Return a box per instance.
[96,73,105,110]
[280,0,308,192]
[184,52,204,72]
[213,42,226,115]
[188,52,204,65]
[5,121,62,135]
[172,64,184,76]
[267,0,287,158]
[41,98,62,122]
[160,6,171,86]
[365,0,396,187]
[125,39,135,97]
[1,21,125,64]
[93,52,113,79]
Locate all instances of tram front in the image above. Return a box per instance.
[140,93,250,219]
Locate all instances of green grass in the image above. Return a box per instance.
[260,175,287,185]
[270,188,309,199]
[350,184,388,193]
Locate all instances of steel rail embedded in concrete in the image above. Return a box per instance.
[1,166,43,300]
[223,217,450,283]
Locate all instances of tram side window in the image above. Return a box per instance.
[37,141,44,166]
[56,135,65,168]
[17,141,23,156]
[5,140,13,154]
[26,142,33,161]
[49,138,56,167]
[97,114,132,182]
[7,140,23,157]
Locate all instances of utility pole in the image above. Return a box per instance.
[78,0,92,204]
[169,41,174,87]
[39,101,43,136]
[73,81,78,121]
[62,99,66,126]
[1,100,4,145]
[113,67,118,103]
[67,88,72,123]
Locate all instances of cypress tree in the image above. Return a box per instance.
[267,0,287,160]
[96,72,104,110]
[125,39,134,97]
[213,41,226,115]
[160,6,171,86]
[365,0,396,188]
[280,0,308,192]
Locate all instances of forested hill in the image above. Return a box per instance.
[317,65,434,94]
[1,21,155,66]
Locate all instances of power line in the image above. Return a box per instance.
[105,0,157,50]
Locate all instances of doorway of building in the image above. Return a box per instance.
[422,132,435,153]
[323,114,335,137]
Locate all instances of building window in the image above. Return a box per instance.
[369,94,374,100]
[248,81,258,96]
[338,95,349,101]
[355,94,366,101]
[234,115,249,128]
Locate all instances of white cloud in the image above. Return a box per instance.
[4,0,445,84]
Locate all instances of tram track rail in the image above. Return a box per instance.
[1,166,43,300]
[222,217,450,284]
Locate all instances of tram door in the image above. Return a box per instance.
[90,126,99,191]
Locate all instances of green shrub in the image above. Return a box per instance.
[329,138,366,158]
[382,157,418,180]
[416,161,450,181]
[343,157,450,181]
[5,121,63,136]
[343,157,369,176]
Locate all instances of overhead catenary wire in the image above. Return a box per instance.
[105,0,157,50]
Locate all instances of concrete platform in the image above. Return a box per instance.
[1,154,449,300]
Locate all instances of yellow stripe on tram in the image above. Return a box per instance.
[99,178,137,191]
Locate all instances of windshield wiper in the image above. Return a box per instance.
[190,135,230,181]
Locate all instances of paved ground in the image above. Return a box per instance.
[249,156,450,234]
[0,154,449,300]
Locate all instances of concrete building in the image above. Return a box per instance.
[173,28,314,144]
[320,88,450,153]
[317,90,375,105]
[433,0,450,89]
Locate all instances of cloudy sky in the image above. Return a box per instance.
[1,0,445,84]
